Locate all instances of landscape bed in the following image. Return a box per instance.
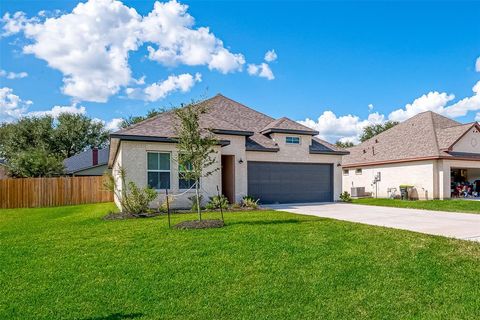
[0,203,479,319]
[352,198,480,214]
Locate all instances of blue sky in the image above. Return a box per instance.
[1,0,479,142]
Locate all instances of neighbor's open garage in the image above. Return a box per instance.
[247,161,333,204]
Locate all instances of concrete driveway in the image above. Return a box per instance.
[268,203,480,242]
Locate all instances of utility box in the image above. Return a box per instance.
[351,187,366,197]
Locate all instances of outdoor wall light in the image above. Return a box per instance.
[238,158,244,164]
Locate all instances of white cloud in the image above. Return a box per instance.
[264,49,277,62]
[27,104,86,118]
[105,118,123,131]
[0,69,28,79]
[2,0,249,102]
[247,62,274,80]
[142,72,201,102]
[476,113,480,122]
[299,111,385,143]
[142,1,244,74]
[1,11,38,36]
[476,56,480,72]
[388,81,480,121]
[388,92,455,122]
[368,103,374,111]
[0,87,33,122]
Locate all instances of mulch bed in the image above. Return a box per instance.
[174,219,225,229]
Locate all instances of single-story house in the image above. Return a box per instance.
[108,94,348,209]
[64,147,110,176]
[342,111,480,200]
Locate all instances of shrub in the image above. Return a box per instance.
[339,191,352,202]
[242,195,259,209]
[205,195,229,210]
[103,168,157,215]
[158,195,175,213]
[188,195,203,212]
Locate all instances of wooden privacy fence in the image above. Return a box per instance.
[0,176,113,209]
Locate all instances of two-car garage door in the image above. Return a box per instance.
[247,161,333,204]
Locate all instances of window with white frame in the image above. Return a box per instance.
[179,161,196,189]
[285,136,300,144]
[147,152,170,189]
[355,168,362,175]
[343,169,349,175]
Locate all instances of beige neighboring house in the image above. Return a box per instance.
[108,94,348,209]
[342,111,480,200]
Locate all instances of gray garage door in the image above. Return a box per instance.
[247,162,333,204]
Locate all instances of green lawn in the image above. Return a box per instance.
[352,198,480,214]
[1,203,479,320]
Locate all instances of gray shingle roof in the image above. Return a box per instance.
[64,148,109,173]
[112,94,345,155]
[260,117,319,135]
[343,111,479,167]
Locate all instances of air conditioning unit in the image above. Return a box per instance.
[351,187,366,197]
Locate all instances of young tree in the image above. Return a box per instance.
[359,121,399,142]
[335,140,355,148]
[174,103,219,221]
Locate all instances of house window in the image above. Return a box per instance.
[147,152,170,189]
[343,169,349,176]
[286,136,300,144]
[355,168,362,175]
[179,162,196,189]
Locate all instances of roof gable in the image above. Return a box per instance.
[260,117,319,135]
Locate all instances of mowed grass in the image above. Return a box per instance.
[1,203,479,320]
[352,198,480,214]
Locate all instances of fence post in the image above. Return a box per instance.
[165,189,171,228]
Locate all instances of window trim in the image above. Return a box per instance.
[343,169,349,176]
[146,151,171,190]
[355,168,363,175]
[285,136,301,145]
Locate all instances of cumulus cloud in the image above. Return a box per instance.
[476,57,480,72]
[301,78,480,143]
[368,103,374,111]
[264,49,277,62]
[388,81,480,121]
[27,104,86,118]
[105,118,123,131]
[299,111,385,143]
[0,87,33,122]
[143,1,245,73]
[1,0,252,102]
[0,69,28,79]
[247,63,274,80]
[144,72,201,101]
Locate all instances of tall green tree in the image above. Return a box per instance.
[0,114,109,177]
[335,140,354,148]
[174,103,219,221]
[120,108,166,129]
[360,121,399,142]
[54,113,109,158]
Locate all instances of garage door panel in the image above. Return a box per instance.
[247,162,333,204]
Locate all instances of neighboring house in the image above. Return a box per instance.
[342,111,480,200]
[108,94,348,209]
[0,159,8,179]
[64,148,110,176]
